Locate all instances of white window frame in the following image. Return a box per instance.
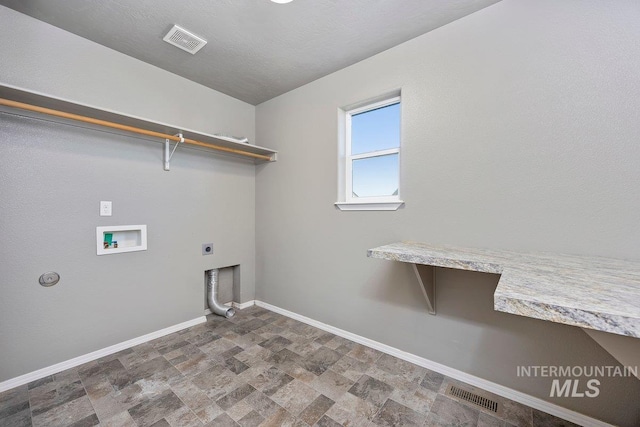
[336,95,404,211]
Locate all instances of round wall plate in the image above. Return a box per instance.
[39,272,60,287]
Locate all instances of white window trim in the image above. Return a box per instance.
[334,201,404,211]
[336,95,404,211]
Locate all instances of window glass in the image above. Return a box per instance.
[352,153,399,198]
[351,102,400,155]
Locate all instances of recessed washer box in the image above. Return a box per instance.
[96,225,147,255]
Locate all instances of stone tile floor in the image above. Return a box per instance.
[0,305,578,427]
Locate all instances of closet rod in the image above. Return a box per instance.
[0,98,272,162]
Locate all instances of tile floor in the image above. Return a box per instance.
[0,305,578,427]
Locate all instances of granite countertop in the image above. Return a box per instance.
[367,241,640,338]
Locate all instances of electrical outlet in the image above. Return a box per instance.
[202,243,214,255]
[100,201,112,216]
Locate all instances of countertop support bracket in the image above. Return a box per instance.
[412,263,436,315]
[164,133,184,171]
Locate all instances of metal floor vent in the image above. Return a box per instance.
[163,25,207,54]
[446,384,500,413]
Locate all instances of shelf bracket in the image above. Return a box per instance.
[163,133,184,171]
[411,263,436,315]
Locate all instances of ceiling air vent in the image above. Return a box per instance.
[163,25,207,54]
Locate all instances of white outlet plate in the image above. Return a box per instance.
[100,201,112,216]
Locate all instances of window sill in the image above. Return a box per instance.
[334,201,404,211]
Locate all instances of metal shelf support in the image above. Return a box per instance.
[164,133,184,171]
[412,263,436,315]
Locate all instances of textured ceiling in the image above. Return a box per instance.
[0,0,500,105]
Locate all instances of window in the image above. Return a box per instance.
[336,95,403,211]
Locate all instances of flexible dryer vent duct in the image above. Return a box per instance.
[207,269,235,318]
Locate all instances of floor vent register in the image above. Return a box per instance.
[445,384,501,414]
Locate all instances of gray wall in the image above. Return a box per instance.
[255,0,640,425]
[0,7,256,381]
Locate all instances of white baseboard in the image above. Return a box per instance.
[255,301,612,427]
[0,316,206,393]
[230,300,256,310]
